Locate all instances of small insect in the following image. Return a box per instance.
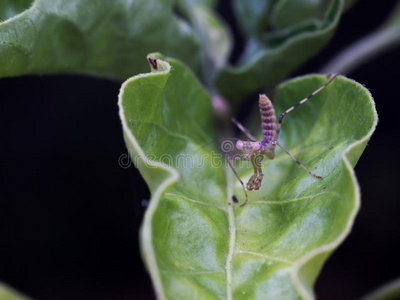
[227,74,338,207]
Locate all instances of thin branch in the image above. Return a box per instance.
[320,25,400,74]
[362,278,400,300]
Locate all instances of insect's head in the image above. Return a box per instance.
[236,140,262,159]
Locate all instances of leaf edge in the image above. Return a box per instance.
[118,55,176,300]
[286,75,378,299]
[119,60,378,299]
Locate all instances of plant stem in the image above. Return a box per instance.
[320,25,400,74]
[362,278,400,300]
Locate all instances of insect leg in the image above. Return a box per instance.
[227,156,248,206]
[273,141,322,179]
[246,156,258,191]
[253,154,264,191]
[247,154,264,192]
[276,74,338,138]
[231,117,257,141]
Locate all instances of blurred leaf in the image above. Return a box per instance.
[214,0,343,107]
[384,1,400,27]
[0,0,32,21]
[343,0,358,11]
[271,0,331,30]
[177,0,232,80]
[119,55,377,299]
[0,0,202,80]
[0,283,30,300]
[177,0,216,8]
[232,0,278,37]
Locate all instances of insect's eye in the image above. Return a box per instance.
[236,140,244,150]
[253,142,262,151]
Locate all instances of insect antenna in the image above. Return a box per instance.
[231,117,257,141]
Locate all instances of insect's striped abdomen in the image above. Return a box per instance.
[259,94,276,143]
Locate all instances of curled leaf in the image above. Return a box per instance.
[119,54,377,299]
[214,0,343,107]
[271,0,332,30]
[0,0,201,80]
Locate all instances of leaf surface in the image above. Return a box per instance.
[0,0,202,80]
[119,55,377,299]
[214,0,343,107]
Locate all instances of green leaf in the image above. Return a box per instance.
[0,283,31,300]
[119,55,377,299]
[271,0,331,30]
[0,0,32,21]
[232,0,278,37]
[176,0,232,80]
[214,0,343,107]
[0,0,202,80]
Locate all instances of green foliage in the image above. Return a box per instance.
[176,0,232,79]
[119,56,377,299]
[0,0,202,79]
[0,0,32,21]
[271,0,332,30]
[215,0,342,106]
[0,0,344,104]
[0,0,381,298]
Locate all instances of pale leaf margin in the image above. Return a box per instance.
[118,57,378,299]
[288,77,378,299]
[118,55,174,300]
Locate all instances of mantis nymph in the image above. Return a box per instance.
[227,74,338,206]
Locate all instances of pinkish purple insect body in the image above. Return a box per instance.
[229,74,338,206]
[233,94,277,193]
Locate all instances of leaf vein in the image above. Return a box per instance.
[249,191,338,205]
[164,193,227,211]
[234,250,294,265]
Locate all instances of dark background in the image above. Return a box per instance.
[1,1,400,299]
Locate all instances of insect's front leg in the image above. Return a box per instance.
[246,154,264,191]
[254,171,264,191]
[246,174,258,191]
